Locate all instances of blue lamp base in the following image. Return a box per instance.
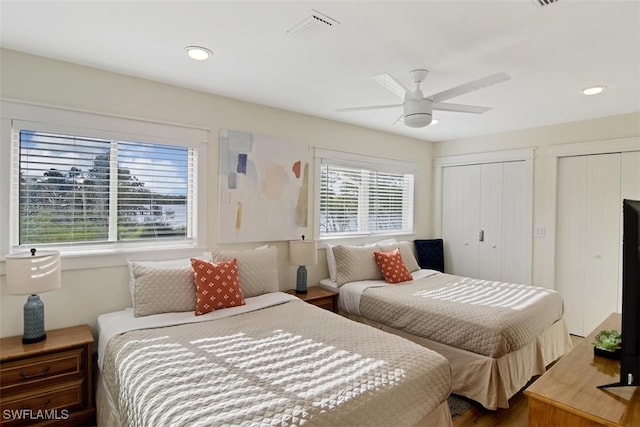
[23,294,46,344]
[295,265,308,294]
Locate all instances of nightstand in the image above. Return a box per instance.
[0,325,95,426]
[286,286,339,312]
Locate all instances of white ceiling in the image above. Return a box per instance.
[1,0,638,142]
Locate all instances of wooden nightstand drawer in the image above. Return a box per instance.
[286,287,338,312]
[0,325,95,427]
[0,379,83,426]
[1,349,84,391]
[310,296,336,311]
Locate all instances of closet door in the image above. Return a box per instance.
[441,160,531,283]
[501,161,532,284]
[442,165,480,278]
[556,153,621,336]
[585,154,622,335]
[478,163,503,281]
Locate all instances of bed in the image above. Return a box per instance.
[96,247,453,427]
[321,241,573,410]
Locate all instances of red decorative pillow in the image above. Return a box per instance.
[373,249,413,284]
[190,258,245,315]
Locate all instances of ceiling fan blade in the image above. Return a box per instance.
[335,103,403,112]
[393,113,405,125]
[434,102,492,114]
[372,73,411,100]
[429,72,510,103]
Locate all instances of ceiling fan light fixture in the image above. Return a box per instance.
[404,113,432,128]
[582,86,605,95]
[185,46,213,61]
[338,70,507,129]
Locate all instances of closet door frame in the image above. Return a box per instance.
[546,137,640,298]
[433,148,535,283]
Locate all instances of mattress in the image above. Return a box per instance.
[97,293,453,426]
[328,271,564,357]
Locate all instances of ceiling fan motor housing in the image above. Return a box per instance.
[403,98,433,128]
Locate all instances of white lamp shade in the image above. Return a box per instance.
[289,240,317,266]
[6,250,62,295]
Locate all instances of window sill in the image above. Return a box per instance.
[1,245,210,274]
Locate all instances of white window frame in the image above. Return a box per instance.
[314,148,416,242]
[0,100,209,270]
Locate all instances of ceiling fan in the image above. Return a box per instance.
[336,69,510,128]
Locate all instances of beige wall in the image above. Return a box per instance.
[2,48,638,339]
[0,49,434,338]
[432,112,640,288]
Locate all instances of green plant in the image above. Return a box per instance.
[592,329,622,351]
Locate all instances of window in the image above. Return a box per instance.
[1,101,207,263]
[318,151,415,238]
[13,128,196,248]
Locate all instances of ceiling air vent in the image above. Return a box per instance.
[287,9,340,39]
[531,0,559,7]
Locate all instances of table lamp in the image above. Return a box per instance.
[289,236,317,294]
[6,248,62,344]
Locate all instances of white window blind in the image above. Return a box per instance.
[14,129,195,246]
[319,155,414,237]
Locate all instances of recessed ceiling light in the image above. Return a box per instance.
[185,46,213,61]
[583,86,606,95]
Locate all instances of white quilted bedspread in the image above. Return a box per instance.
[359,273,564,357]
[101,299,451,427]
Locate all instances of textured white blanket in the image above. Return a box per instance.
[100,299,451,427]
[97,292,297,369]
[359,273,565,357]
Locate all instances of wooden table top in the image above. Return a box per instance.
[0,325,93,362]
[525,313,640,426]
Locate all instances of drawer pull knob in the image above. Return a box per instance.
[20,366,49,379]
[20,399,52,411]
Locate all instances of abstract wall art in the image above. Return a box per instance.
[218,129,311,243]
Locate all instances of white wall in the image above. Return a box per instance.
[0,49,434,338]
[432,112,640,289]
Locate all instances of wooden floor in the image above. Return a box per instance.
[452,382,530,427]
[453,335,584,427]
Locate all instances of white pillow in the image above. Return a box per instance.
[377,241,420,272]
[211,246,279,297]
[325,244,337,282]
[132,264,196,317]
[333,244,383,286]
[127,254,211,306]
[375,238,398,246]
[325,239,396,283]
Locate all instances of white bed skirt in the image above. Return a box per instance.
[96,372,453,427]
[341,312,573,410]
[96,372,119,427]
